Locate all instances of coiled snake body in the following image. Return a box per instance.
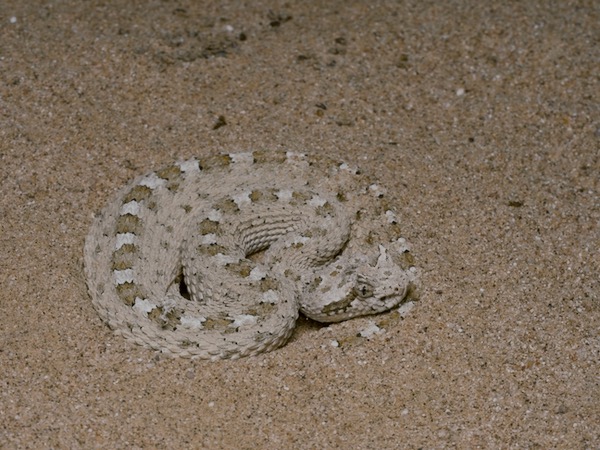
[84,151,412,359]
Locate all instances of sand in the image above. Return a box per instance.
[1,1,598,448]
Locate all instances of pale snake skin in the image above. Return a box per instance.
[84,151,413,360]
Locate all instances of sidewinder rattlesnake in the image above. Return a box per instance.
[84,151,415,360]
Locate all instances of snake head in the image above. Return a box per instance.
[301,244,410,322]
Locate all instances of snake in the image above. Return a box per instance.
[84,151,413,360]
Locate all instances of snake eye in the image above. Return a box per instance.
[354,282,374,298]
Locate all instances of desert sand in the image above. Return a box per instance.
[1,1,598,448]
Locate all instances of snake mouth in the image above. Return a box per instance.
[310,283,409,323]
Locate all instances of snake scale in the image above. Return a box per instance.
[84,151,414,360]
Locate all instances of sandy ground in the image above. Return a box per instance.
[1,1,598,448]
